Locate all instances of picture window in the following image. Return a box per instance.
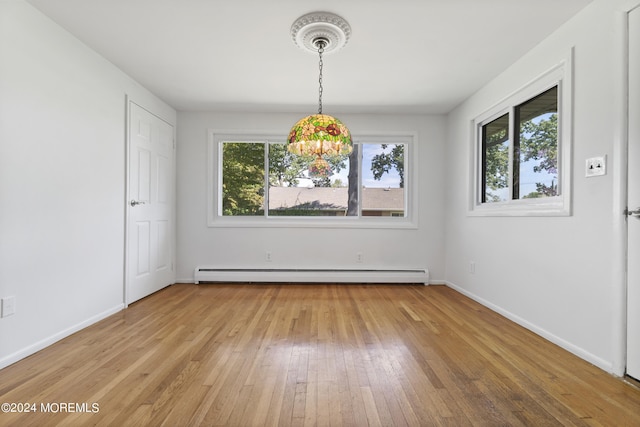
[208,133,416,228]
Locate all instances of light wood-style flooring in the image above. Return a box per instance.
[1,284,639,426]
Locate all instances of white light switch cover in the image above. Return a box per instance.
[586,156,606,177]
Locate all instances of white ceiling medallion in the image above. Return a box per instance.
[290,12,351,54]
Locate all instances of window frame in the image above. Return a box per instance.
[470,52,573,216]
[207,131,418,229]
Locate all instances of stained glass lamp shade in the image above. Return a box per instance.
[287,114,352,157]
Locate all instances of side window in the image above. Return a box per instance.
[473,56,571,216]
[481,86,558,203]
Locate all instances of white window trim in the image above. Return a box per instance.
[469,49,573,217]
[207,130,418,229]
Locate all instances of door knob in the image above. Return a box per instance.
[627,207,640,217]
[130,199,146,207]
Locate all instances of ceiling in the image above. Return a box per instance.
[26,0,594,114]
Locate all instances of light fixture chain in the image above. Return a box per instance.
[318,43,324,114]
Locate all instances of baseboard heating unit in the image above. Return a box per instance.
[194,267,429,285]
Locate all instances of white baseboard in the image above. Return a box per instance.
[443,281,614,375]
[0,304,125,370]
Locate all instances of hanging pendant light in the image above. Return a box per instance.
[288,13,353,172]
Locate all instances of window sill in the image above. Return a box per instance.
[207,216,418,229]
[468,197,570,217]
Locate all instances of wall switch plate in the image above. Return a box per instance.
[586,156,606,177]
[1,296,16,318]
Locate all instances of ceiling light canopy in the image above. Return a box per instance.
[287,12,353,175]
[290,11,351,55]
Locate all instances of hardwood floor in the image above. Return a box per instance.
[1,284,639,426]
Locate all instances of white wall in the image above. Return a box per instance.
[176,112,446,282]
[0,0,175,368]
[444,0,628,373]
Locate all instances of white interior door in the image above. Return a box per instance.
[627,6,640,380]
[127,101,175,304]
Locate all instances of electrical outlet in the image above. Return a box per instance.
[469,261,476,274]
[265,251,272,262]
[356,252,364,263]
[1,296,16,318]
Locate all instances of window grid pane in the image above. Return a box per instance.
[514,86,558,200]
[221,142,265,216]
[361,143,405,217]
[267,142,352,216]
[481,113,510,203]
